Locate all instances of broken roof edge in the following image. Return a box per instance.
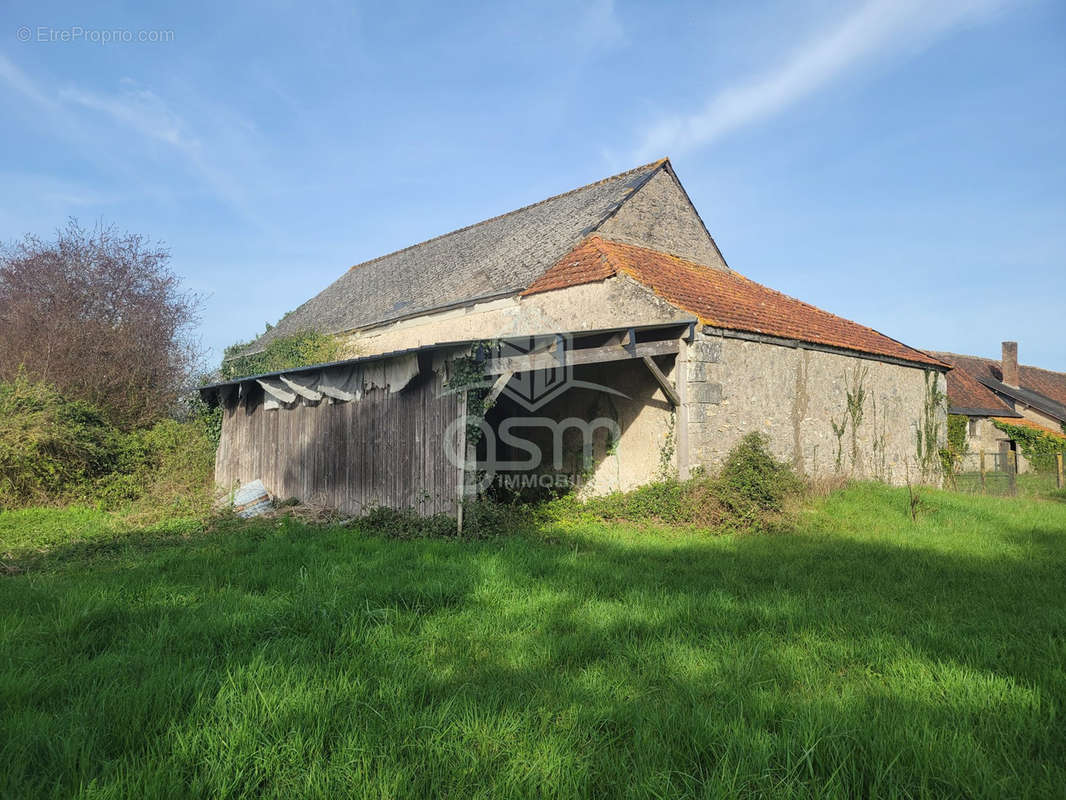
[202,319,697,399]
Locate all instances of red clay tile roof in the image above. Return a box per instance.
[932,356,1017,416]
[928,351,1066,415]
[523,237,946,368]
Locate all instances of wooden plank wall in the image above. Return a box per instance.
[215,371,465,516]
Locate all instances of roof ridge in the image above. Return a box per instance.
[1019,362,1066,378]
[343,159,668,275]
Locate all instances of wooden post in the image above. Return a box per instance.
[1057,452,1064,490]
[979,450,986,493]
[456,391,468,534]
[1007,449,1017,496]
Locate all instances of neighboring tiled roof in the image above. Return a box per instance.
[978,376,1066,423]
[992,417,1066,439]
[929,352,1018,416]
[928,351,1066,423]
[524,237,946,367]
[245,160,669,354]
[1017,365,1066,409]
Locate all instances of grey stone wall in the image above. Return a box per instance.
[685,331,947,485]
[342,274,692,358]
[597,169,727,270]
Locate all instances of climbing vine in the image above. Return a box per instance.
[831,414,847,474]
[870,396,889,482]
[991,419,1066,472]
[845,364,869,475]
[829,363,869,475]
[444,346,494,447]
[915,370,946,483]
[657,411,677,481]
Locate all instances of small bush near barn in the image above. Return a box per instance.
[557,431,803,530]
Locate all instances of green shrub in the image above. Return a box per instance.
[0,375,215,515]
[717,432,803,513]
[0,374,121,508]
[96,418,216,521]
[561,432,802,531]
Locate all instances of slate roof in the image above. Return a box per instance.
[928,351,1066,422]
[246,160,668,353]
[524,236,946,367]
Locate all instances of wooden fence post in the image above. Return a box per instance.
[979,450,986,493]
[1057,452,1064,490]
[1007,449,1017,496]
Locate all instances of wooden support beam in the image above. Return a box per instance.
[484,370,515,407]
[484,338,679,375]
[642,355,680,407]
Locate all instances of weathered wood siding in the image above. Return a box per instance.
[215,371,464,516]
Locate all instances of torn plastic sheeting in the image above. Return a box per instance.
[257,353,420,410]
[280,373,323,401]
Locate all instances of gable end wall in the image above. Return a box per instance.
[596,168,727,270]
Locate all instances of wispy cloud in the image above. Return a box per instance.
[0,53,58,109]
[0,55,266,226]
[60,81,198,150]
[632,0,1016,161]
[59,81,267,224]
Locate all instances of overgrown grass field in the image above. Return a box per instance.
[2,484,1065,798]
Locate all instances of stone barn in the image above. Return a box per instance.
[202,159,948,515]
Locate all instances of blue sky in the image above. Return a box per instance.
[1,0,1064,370]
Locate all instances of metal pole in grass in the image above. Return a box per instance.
[1007,449,1017,496]
[980,450,986,493]
[1057,452,1064,490]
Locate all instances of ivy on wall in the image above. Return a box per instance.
[939,413,970,482]
[991,419,1066,472]
[220,331,342,381]
[915,370,945,483]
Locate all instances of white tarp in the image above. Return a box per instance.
[256,353,420,410]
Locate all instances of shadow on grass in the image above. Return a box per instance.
[1,490,1065,798]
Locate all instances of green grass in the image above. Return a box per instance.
[2,484,1065,798]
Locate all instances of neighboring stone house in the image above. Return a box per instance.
[210,159,948,514]
[931,343,1066,470]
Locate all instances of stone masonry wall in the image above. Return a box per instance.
[596,169,727,270]
[342,275,692,358]
[685,330,948,485]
